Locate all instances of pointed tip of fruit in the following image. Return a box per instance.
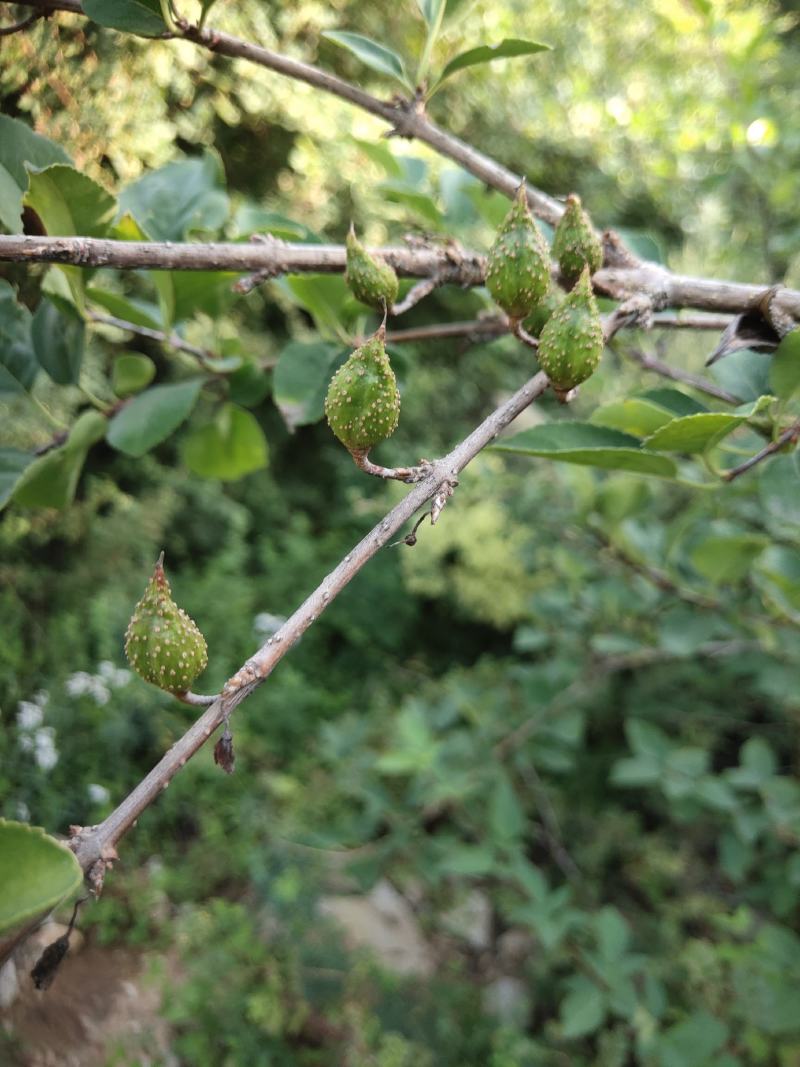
[565,193,581,208]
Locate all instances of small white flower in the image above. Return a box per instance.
[33,728,58,771]
[17,701,44,732]
[16,802,30,822]
[66,672,93,697]
[98,661,131,688]
[87,783,110,805]
[33,690,49,709]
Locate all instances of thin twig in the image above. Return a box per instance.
[724,420,800,481]
[88,310,218,366]
[69,370,550,875]
[620,345,740,404]
[391,274,445,316]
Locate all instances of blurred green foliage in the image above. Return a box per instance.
[2,0,800,1064]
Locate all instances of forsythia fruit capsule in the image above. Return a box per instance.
[345,226,399,312]
[325,323,400,455]
[125,554,208,694]
[485,183,551,322]
[552,193,603,290]
[537,266,604,398]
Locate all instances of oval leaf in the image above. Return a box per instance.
[493,423,678,477]
[106,379,203,457]
[644,398,770,453]
[181,404,269,480]
[31,299,85,385]
[0,820,83,936]
[322,31,413,90]
[0,280,37,394]
[769,329,800,401]
[0,449,35,510]
[112,353,156,397]
[13,411,107,510]
[0,116,70,234]
[82,0,166,37]
[416,0,446,28]
[435,38,550,90]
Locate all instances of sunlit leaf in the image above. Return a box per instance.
[432,38,550,93]
[493,423,678,477]
[644,397,771,453]
[112,353,157,397]
[0,116,70,234]
[0,820,83,937]
[24,165,117,305]
[181,404,268,480]
[416,0,446,28]
[322,31,413,90]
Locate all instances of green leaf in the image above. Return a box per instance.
[227,358,271,409]
[709,348,771,403]
[759,454,800,527]
[640,387,709,417]
[106,379,203,457]
[283,274,353,336]
[31,299,84,385]
[768,328,800,400]
[690,533,767,584]
[0,280,37,393]
[322,31,413,90]
[112,353,156,397]
[87,287,162,330]
[416,0,446,28]
[0,116,70,234]
[181,404,268,480]
[753,544,800,618]
[0,449,35,509]
[82,0,166,37]
[24,164,116,239]
[24,165,117,304]
[118,153,229,243]
[13,411,107,510]
[560,977,606,1039]
[590,397,678,437]
[727,738,777,790]
[489,772,526,843]
[594,907,630,962]
[656,1012,728,1067]
[434,38,550,90]
[493,423,678,477]
[644,398,770,453]
[0,820,83,936]
[273,341,344,430]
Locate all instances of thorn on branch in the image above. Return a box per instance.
[232,234,289,294]
[723,419,800,482]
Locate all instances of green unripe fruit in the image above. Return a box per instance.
[125,554,208,694]
[324,324,400,455]
[345,226,399,312]
[522,284,563,338]
[552,193,603,289]
[485,183,551,323]
[537,267,604,398]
